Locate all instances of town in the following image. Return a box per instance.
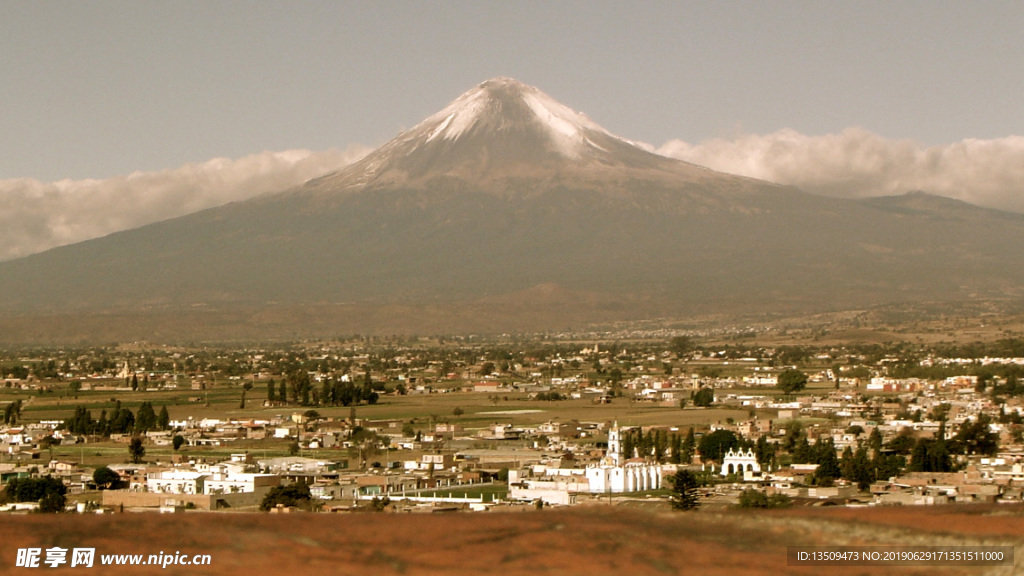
[2,330,1023,514]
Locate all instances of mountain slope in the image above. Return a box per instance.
[1,78,1023,340]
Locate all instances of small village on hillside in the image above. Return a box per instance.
[2,331,1023,514]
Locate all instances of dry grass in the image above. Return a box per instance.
[1,505,1015,575]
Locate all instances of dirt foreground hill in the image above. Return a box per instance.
[0,505,1020,575]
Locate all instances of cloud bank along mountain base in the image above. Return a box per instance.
[4,118,1024,262]
[657,128,1024,213]
[0,145,369,261]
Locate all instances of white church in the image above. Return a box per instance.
[585,422,662,493]
[509,422,663,505]
[719,447,762,478]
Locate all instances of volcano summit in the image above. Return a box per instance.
[2,78,1024,341]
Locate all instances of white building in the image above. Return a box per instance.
[509,423,663,505]
[584,423,662,494]
[203,470,278,495]
[146,470,207,494]
[719,448,761,477]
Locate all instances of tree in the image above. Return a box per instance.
[669,432,683,464]
[172,434,185,451]
[669,470,700,510]
[4,399,22,425]
[453,406,464,418]
[370,495,391,512]
[260,482,312,511]
[952,414,999,456]
[910,437,952,472]
[267,378,277,404]
[135,402,157,433]
[737,488,791,509]
[698,429,739,462]
[847,446,874,491]
[3,477,66,513]
[128,437,146,464]
[867,427,883,453]
[777,369,808,395]
[812,439,841,486]
[886,427,916,455]
[754,435,776,470]
[692,387,714,407]
[93,466,123,490]
[680,427,696,464]
[157,405,170,430]
[670,336,694,359]
[38,492,67,513]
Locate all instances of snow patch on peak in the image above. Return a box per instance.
[423,85,495,143]
[404,78,633,160]
[520,90,607,157]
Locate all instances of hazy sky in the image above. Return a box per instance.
[2,1,1024,258]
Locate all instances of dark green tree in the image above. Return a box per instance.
[93,466,123,490]
[698,429,739,462]
[680,428,696,463]
[670,336,694,358]
[850,446,874,490]
[669,470,700,510]
[135,402,157,433]
[886,427,917,455]
[812,438,841,486]
[157,405,170,430]
[669,432,683,464]
[128,437,146,464]
[952,414,999,456]
[692,387,714,407]
[38,492,67,513]
[172,434,185,451]
[259,482,312,511]
[754,435,776,469]
[737,488,792,509]
[867,427,883,453]
[3,477,66,513]
[777,369,808,394]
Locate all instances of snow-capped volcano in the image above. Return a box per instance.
[305,77,703,194]
[6,76,1024,343]
[421,77,613,156]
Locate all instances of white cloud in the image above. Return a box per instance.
[0,146,369,261]
[5,129,1023,262]
[656,128,1024,213]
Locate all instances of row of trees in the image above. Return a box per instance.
[63,401,170,437]
[3,399,22,425]
[266,371,379,407]
[619,427,697,465]
[2,476,66,513]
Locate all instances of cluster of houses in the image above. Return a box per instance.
[5,344,1024,512]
